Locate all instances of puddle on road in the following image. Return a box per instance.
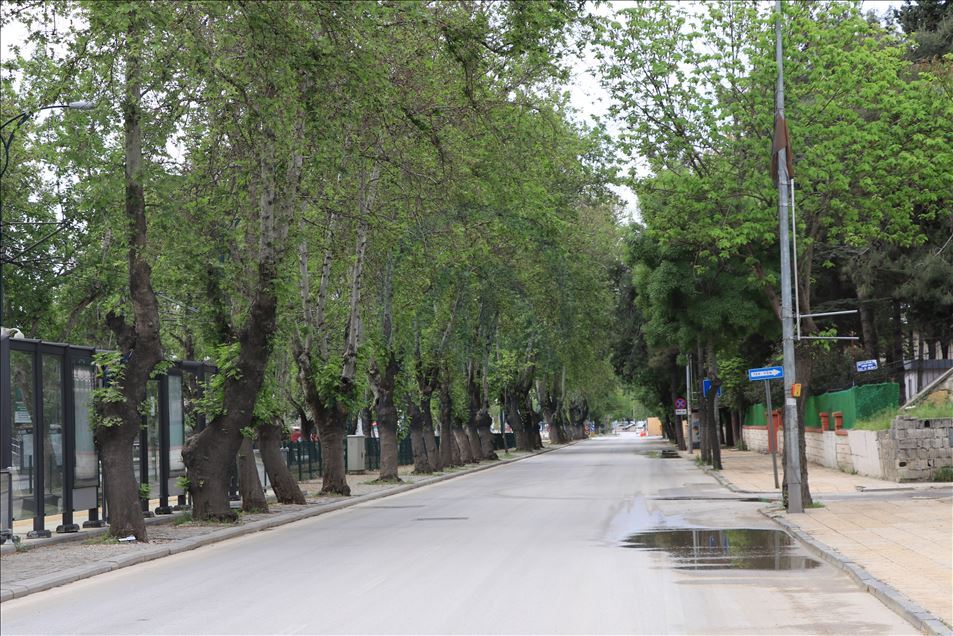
[621,528,821,570]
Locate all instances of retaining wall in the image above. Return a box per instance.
[741,416,952,481]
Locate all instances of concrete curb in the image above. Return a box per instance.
[0,509,201,554]
[760,507,951,635]
[1,442,575,603]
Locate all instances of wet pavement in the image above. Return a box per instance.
[621,528,821,570]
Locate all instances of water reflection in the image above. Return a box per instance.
[622,528,821,570]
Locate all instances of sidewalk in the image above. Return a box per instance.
[703,446,953,632]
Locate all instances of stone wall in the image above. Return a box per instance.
[880,417,953,481]
[742,416,952,482]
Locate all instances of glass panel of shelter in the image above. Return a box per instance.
[9,350,35,528]
[41,354,64,517]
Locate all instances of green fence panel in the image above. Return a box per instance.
[743,382,899,430]
[398,437,414,465]
[744,403,767,427]
[854,383,900,422]
[365,437,380,471]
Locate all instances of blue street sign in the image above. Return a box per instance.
[702,379,722,397]
[856,359,878,373]
[748,366,784,381]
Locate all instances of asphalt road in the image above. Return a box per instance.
[0,434,915,634]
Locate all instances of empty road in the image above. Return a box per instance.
[0,434,914,634]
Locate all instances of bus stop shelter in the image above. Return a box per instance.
[1,332,213,541]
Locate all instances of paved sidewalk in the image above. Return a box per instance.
[705,446,953,631]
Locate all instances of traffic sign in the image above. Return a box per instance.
[856,359,878,373]
[748,366,783,381]
[674,397,687,409]
[702,379,722,397]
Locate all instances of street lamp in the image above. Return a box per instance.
[0,100,96,326]
[1,101,96,179]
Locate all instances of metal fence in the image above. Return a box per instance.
[283,431,518,477]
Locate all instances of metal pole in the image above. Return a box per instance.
[775,0,803,513]
[685,355,693,454]
[791,178,800,341]
[765,381,779,489]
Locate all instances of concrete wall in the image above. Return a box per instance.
[742,416,952,482]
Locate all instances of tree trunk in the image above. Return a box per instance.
[505,390,526,450]
[706,343,723,470]
[569,398,588,442]
[371,354,401,482]
[731,409,742,450]
[476,408,498,460]
[439,379,458,468]
[464,363,483,462]
[673,414,686,450]
[696,344,711,464]
[91,11,163,541]
[462,422,482,463]
[259,419,305,504]
[858,297,880,361]
[317,412,349,495]
[406,399,433,474]
[453,417,474,463]
[539,382,564,445]
[420,395,441,471]
[238,437,267,513]
[98,432,147,539]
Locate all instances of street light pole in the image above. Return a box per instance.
[0,100,95,327]
[774,0,803,513]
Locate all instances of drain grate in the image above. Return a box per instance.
[659,449,681,458]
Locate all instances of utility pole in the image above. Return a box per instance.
[775,0,803,513]
[685,354,693,454]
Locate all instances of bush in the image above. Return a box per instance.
[932,466,953,482]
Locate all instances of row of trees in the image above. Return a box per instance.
[601,1,952,506]
[2,1,627,540]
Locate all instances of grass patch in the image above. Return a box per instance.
[932,466,953,482]
[904,402,953,419]
[855,401,953,431]
[362,477,404,485]
[854,401,953,431]
[806,501,826,509]
[172,512,193,525]
[853,408,896,431]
